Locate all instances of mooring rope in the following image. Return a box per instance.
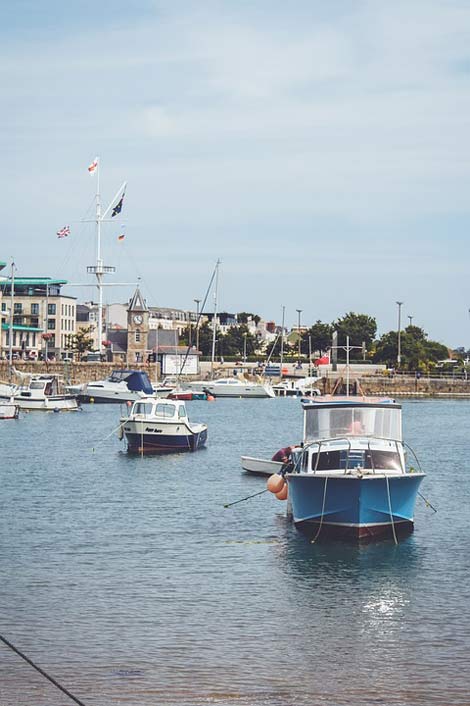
[310,475,328,544]
[0,633,89,706]
[385,475,398,545]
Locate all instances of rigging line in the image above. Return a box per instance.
[179,261,218,374]
[0,633,90,706]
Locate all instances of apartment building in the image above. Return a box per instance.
[0,276,76,360]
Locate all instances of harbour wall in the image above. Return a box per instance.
[2,362,470,397]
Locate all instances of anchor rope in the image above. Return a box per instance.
[0,633,89,706]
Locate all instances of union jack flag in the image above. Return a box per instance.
[56,225,70,239]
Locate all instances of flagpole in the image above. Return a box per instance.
[95,157,104,356]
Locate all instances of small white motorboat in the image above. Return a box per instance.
[186,377,275,398]
[120,396,208,453]
[2,373,79,411]
[240,456,285,476]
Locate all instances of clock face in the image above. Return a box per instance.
[133,314,143,325]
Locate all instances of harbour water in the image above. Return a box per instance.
[1,398,469,705]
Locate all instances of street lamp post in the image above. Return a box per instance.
[243,332,247,364]
[296,309,302,367]
[396,301,403,367]
[194,298,201,352]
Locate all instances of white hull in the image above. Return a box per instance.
[0,402,19,419]
[14,395,79,411]
[187,379,275,398]
[241,456,284,475]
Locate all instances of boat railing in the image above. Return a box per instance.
[292,436,413,475]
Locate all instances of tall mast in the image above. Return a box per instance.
[8,261,15,369]
[210,259,220,379]
[86,158,123,355]
[280,304,285,376]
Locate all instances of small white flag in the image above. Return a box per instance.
[88,157,99,174]
[57,225,70,239]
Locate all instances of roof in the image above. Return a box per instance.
[1,323,43,332]
[128,286,148,312]
[1,278,68,286]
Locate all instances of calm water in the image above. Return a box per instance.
[0,398,469,706]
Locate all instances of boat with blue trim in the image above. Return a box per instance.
[70,369,170,403]
[120,396,207,453]
[284,396,425,541]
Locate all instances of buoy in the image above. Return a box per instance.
[207,395,215,402]
[267,474,285,494]
[275,483,288,500]
[126,400,132,407]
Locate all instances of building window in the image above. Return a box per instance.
[1,303,6,312]
[31,303,39,315]
[135,330,141,342]
[48,303,56,315]
[48,319,55,330]
[14,303,22,314]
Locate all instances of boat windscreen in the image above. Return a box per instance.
[132,402,154,416]
[304,406,402,442]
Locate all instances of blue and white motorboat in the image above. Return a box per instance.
[70,369,167,403]
[120,396,208,453]
[285,396,425,541]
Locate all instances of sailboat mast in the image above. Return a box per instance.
[8,261,15,369]
[280,304,285,376]
[210,259,220,379]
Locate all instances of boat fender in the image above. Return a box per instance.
[275,483,288,500]
[117,425,124,441]
[207,395,215,402]
[267,474,285,494]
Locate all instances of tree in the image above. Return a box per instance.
[70,326,94,355]
[237,312,261,325]
[302,320,333,356]
[333,312,377,349]
[373,329,448,370]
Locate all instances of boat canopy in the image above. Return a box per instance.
[108,370,154,394]
[303,401,402,443]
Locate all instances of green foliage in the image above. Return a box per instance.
[373,327,448,370]
[237,312,261,325]
[70,326,94,354]
[333,312,377,349]
[217,325,257,358]
[302,320,333,355]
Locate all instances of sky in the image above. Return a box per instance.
[2,0,470,346]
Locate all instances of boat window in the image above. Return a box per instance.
[155,403,176,418]
[178,406,187,418]
[30,381,45,390]
[133,402,153,416]
[305,407,402,442]
[310,449,402,472]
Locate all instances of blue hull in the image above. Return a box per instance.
[287,473,425,540]
[125,428,207,454]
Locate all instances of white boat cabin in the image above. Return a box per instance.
[129,397,188,422]
[298,398,405,475]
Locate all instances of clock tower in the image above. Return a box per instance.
[127,285,149,365]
